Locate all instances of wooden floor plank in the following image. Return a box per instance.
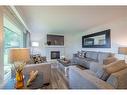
[42,65,69,89]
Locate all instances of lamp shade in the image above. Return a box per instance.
[9,48,30,63]
[118,47,127,55]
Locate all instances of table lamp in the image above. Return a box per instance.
[9,48,30,89]
[118,47,127,63]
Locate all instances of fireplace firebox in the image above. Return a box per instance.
[51,51,60,59]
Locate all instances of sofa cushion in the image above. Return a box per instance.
[106,68,127,89]
[98,52,114,64]
[69,66,113,89]
[77,59,88,69]
[95,60,127,81]
[103,57,118,65]
[84,70,97,77]
[90,61,103,73]
[104,60,126,73]
[86,51,98,61]
[80,58,98,69]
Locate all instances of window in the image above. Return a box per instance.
[4,27,23,79]
[32,42,39,47]
[3,17,23,80]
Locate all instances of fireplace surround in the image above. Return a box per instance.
[51,51,60,59]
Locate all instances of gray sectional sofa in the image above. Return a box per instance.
[72,51,115,69]
[69,51,127,89]
[23,63,51,84]
[11,62,51,85]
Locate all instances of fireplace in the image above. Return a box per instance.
[51,51,60,59]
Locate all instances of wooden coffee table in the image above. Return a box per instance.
[57,59,72,77]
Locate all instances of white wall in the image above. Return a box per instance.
[65,17,127,59]
[65,32,83,58]
[30,17,127,59]
[30,31,65,57]
[31,31,46,56]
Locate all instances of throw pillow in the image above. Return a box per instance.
[105,60,126,73]
[63,60,70,64]
[86,51,98,61]
[31,55,47,64]
[77,51,82,58]
[81,50,87,58]
[77,50,86,58]
[96,60,127,81]
[103,57,118,65]
[27,70,38,87]
[98,52,114,64]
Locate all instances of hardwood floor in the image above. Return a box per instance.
[42,64,69,89]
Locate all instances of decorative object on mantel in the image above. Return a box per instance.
[47,41,51,45]
[9,48,30,89]
[118,47,127,63]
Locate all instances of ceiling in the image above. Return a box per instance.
[15,6,127,34]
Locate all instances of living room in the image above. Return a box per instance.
[1,5,127,90]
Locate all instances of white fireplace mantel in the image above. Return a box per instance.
[45,45,65,61]
[45,45,65,48]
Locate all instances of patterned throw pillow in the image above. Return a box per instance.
[81,50,87,58]
[31,54,47,64]
[77,50,86,58]
[77,51,82,58]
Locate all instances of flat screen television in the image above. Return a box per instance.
[47,34,64,45]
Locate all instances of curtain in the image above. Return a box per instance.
[26,30,31,48]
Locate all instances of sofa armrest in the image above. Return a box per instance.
[69,66,113,89]
[23,63,51,84]
[107,68,127,89]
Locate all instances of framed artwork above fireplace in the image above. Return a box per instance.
[47,34,64,46]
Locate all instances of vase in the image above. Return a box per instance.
[15,71,24,89]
